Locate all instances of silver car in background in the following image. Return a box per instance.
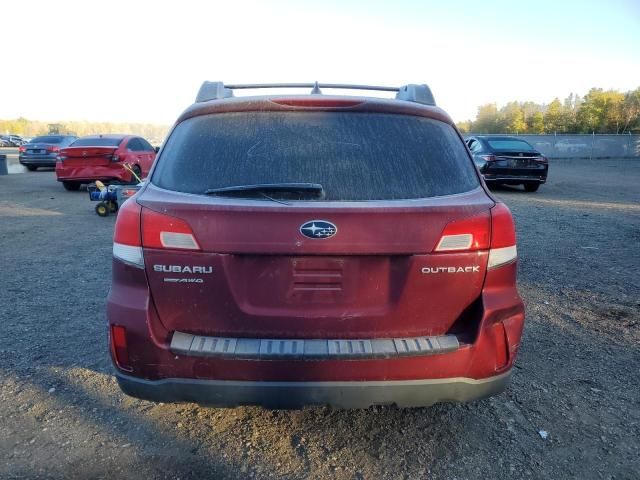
[19,135,78,171]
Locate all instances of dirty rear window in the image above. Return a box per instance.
[152,112,479,200]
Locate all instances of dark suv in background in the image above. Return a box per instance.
[19,135,78,170]
[108,82,525,409]
[466,136,548,192]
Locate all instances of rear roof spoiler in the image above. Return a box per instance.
[195,81,436,106]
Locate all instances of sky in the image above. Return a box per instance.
[1,0,639,125]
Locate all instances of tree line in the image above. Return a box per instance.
[457,87,640,135]
[0,118,170,143]
[4,88,640,139]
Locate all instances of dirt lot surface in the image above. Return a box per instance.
[1,158,639,479]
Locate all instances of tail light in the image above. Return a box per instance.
[110,325,131,371]
[112,201,199,267]
[488,203,517,269]
[142,209,200,250]
[46,146,60,153]
[118,187,139,199]
[19,146,26,153]
[434,211,490,252]
[112,199,143,267]
[433,203,517,269]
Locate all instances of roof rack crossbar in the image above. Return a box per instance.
[224,83,400,92]
[195,81,436,106]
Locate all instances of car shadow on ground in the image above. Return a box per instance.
[2,366,243,479]
[487,184,529,193]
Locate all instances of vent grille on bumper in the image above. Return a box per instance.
[170,332,459,360]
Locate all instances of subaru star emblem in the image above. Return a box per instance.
[300,220,337,239]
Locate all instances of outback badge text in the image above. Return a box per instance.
[421,266,481,274]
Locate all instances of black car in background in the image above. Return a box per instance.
[19,135,78,171]
[465,136,548,192]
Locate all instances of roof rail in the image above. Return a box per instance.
[195,82,436,106]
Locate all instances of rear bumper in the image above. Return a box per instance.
[116,370,511,408]
[55,163,131,183]
[482,166,548,184]
[19,156,57,166]
[484,175,547,184]
[108,253,525,408]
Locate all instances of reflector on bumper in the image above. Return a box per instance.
[113,242,144,267]
[488,245,517,269]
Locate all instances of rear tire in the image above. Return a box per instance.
[524,182,540,192]
[26,165,38,171]
[62,181,81,191]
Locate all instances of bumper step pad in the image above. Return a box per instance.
[170,331,459,360]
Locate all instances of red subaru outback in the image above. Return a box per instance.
[107,82,525,408]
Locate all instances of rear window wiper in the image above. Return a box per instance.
[205,183,325,198]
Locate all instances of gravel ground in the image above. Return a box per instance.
[0,158,639,479]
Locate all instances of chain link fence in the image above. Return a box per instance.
[467,134,640,159]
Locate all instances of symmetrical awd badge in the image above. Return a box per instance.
[300,220,337,239]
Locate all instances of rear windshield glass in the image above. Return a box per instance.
[487,139,535,151]
[71,137,123,147]
[30,136,65,144]
[153,112,478,201]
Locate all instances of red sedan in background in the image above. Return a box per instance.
[56,134,157,191]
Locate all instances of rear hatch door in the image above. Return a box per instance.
[140,187,492,339]
[140,108,490,339]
